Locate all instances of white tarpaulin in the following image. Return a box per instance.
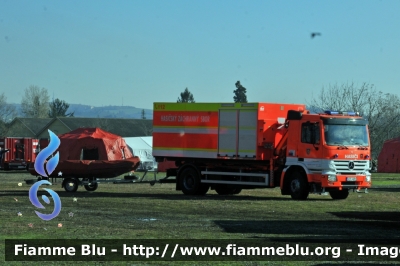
[123,137,157,171]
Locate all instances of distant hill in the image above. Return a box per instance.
[67,104,153,119]
[9,103,153,119]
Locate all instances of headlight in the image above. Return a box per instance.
[328,175,337,182]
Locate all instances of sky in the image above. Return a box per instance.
[1,0,399,110]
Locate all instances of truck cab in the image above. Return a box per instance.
[280,110,371,200]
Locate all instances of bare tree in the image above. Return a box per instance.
[309,82,400,158]
[0,93,17,122]
[0,93,17,135]
[21,85,50,118]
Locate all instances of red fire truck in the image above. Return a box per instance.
[152,102,372,200]
[0,137,45,170]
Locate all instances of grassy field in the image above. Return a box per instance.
[1,170,400,265]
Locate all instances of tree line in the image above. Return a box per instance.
[1,85,73,119]
[0,85,74,135]
[177,81,400,159]
[1,82,399,159]
[177,81,248,103]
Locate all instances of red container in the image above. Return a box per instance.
[0,137,42,170]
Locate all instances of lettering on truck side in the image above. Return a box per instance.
[161,115,177,122]
[201,116,210,122]
[160,115,211,123]
[178,116,199,122]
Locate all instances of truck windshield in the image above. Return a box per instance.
[324,124,369,146]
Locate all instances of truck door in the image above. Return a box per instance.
[218,109,257,158]
[297,122,322,167]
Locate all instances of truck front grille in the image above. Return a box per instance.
[333,160,368,174]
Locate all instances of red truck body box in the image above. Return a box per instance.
[153,102,305,161]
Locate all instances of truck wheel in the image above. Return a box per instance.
[329,189,349,200]
[179,167,201,195]
[232,188,242,195]
[84,182,98,191]
[196,184,210,195]
[289,172,309,200]
[215,185,236,195]
[63,178,79,193]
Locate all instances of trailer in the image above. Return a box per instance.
[27,156,141,192]
[27,128,142,192]
[0,137,42,170]
[152,102,372,200]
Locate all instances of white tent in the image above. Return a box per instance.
[123,137,157,171]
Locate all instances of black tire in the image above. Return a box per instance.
[63,178,79,193]
[4,163,9,171]
[289,171,309,200]
[232,188,242,195]
[84,182,98,191]
[196,184,210,195]
[329,189,349,200]
[215,185,236,195]
[179,167,201,195]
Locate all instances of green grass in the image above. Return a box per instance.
[1,171,400,265]
[370,173,400,186]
